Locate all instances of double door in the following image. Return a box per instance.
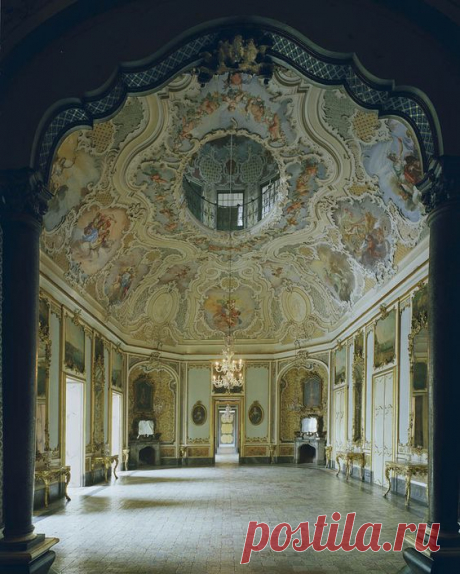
[217,405,238,454]
[214,402,241,455]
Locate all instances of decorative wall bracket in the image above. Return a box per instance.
[72,309,82,326]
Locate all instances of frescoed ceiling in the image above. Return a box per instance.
[41,65,427,352]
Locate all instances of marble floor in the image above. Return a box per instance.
[34,461,426,574]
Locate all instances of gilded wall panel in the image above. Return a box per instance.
[128,365,176,443]
[92,336,105,453]
[160,447,175,457]
[279,445,294,456]
[188,447,209,457]
[244,446,267,457]
[279,365,327,442]
[188,437,209,444]
[245,436,268,443]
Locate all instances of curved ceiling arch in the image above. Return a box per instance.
[35,19,440,182]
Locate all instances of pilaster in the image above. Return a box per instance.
[0,168,57,574]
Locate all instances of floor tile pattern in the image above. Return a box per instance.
[34,461,426,573]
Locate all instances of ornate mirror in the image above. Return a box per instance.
[352,331,364,444]
[409,284,428,451]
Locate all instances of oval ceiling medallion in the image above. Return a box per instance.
[183,134,280,232]
[283,289,309,323]
[151,291,175,324]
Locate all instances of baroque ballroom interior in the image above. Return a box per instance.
[0,1,460,573]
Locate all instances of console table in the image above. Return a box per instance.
[325,446,333,468]
[336,451,365,481]
[35,466,71,508]
[92,455,119,483]
[383,460,428,507]
[122,448,130,471]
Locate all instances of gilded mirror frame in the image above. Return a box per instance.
[36,295,52,466]
[351,330,365,445]
[408,283,429,453]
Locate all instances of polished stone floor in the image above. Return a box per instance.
[34,460,427,574]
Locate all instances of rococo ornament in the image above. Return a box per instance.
[197,33,274,85]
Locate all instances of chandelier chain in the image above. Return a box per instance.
[212,133,244,393]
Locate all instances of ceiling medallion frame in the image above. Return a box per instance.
[175,129,289,241]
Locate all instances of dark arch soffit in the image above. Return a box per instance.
[35,20,440,181]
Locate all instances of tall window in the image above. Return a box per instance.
[261,180,278,218]
[217,192,244,230]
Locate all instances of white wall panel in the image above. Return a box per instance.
[333,387,346,453]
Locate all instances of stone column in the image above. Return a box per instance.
[404,156,460,573]
[0,169,58,574]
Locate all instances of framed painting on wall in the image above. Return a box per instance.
[134,377,153,412]
[38,297,49,336]
[248,401,264,426]
[112,350,123,389]
[374,309,396,369]
[37,297,51,399]
[36,402,47,454]
[37,362,48,399]
[334,346,347,385]
[64,316,85,376]
[354,330,364,358]
[191,401,207,426]
[303,374,322,408]
[412,283,428,326]
[94,336,104,363]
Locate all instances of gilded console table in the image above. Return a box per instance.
[383,460,428,507]
[122,448,130,471]
[325,446,332,468]
[35,466,71,508]
[336,451,365,481]
[92,455,119,482]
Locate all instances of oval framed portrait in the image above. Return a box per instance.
[192,401,207,426]
[248,401,264,426]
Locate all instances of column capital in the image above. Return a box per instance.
[0,168,52,225]
[419,155,460,214]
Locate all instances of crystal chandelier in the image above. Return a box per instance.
[213,334,244,391]
[212,133,244,393]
